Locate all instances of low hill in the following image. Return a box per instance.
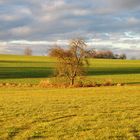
[0,54,140,85]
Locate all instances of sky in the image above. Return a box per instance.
[0,0,140,59]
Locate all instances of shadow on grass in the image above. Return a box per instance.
[87,67,140,75]
[0,66,140,79]
[127,82,140,85]
[0,60,55,64]
[0,67,54,79]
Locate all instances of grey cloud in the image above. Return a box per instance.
[108,0,140,10]
[0,0,140,58]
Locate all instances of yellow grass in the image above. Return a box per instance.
[0,86,140,140]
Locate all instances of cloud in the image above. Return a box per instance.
[0,42,11,53]
[108,0,140,10]
[0,0,140,58]
[10,26,32,37]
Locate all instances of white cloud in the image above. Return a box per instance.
[9,40,68,46]
[0,0,140,58]
[0,42,10,53]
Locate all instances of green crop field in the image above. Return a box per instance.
[0,54,140,140]
[0,54,140,85]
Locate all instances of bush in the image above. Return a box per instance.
[83,80,94,87]
[73,80,84,88]
[103,79,113,86]
[39,80,52,88]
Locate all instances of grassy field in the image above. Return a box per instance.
[0,54,140,140]
[0,86,140,140]
[0,54,140,85]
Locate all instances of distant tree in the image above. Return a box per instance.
[85,49,97,58]
[86,50,115,59]
[119,54,127,59]
[114,54,120,59]
[24,48,32,56]
[84,49,128,60]
[49,39,89,85]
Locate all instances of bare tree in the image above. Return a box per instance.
[119,54,127,59]
[24,48,32,56]
[49,39,89,85]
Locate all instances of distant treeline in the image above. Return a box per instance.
[24,47,127,59]
[85,49,127,59]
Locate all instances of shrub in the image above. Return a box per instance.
[83,80,94,87]
[103,79,113,86]
[39,80,52,88]
[73,80,84,88]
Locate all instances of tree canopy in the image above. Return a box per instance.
[49,39,89,85]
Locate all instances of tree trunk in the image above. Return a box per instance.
[71,77,75,85]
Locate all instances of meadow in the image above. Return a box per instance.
[0,54,140,85]
[0,86,140,140]
[0,54,140,140]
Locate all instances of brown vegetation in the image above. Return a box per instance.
[0,80,125,88]
[38,79,125,88]
[24,48,32,56]
[49,38,89,85]
[86,49,127,59]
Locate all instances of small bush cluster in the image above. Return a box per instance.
[38,80,69,88]
[38,80,53,88]
[0,79,125,88]
[38,79,125,88]
[0,83,34,88]
[102,79,114,86]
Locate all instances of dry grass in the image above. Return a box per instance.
[0,86,140,140]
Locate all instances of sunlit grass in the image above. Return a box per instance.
[0,86,140,139]
[0,54,140,85]
[0,54,140,139]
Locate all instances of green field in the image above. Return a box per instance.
[0,54,140,140]
[0,54,140,85]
